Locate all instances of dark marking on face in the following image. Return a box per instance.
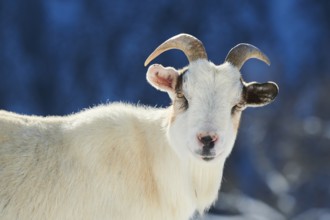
[229,79,246,130]
[174,69,189,111]
[174,68,187,93]
[195,148,215,161]
[169,68,189,124]
[231,102,245,115]
[200,149,215,161]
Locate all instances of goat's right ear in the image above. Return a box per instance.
[146,64,179,94]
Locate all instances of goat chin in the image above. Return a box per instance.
[0,103,224,220]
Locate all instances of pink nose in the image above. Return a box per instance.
[197,132,218,148]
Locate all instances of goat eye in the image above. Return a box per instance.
[176,92,189,110]
[177,92,185,99]
[231,105,237,114]
[231,103,244,114]
[181,96,189,110]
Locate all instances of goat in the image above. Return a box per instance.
[0,34,278,220]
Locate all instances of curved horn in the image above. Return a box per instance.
[144,34,208,66]
[225,43,270,70]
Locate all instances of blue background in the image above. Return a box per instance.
[1,0,330,219]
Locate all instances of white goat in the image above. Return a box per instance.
[0,34,278,220]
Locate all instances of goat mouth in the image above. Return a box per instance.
[201,156,215,161]
[193,149,224,162]
[194,149,216,161]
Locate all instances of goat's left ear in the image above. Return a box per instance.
[146,64,179,94]
[244,82,279,107]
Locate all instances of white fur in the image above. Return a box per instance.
[0,59,244,220]
[166,60,242,162]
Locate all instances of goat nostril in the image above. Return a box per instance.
[199,135,217,146]
[200,136,213,145]
[197,132,219,150]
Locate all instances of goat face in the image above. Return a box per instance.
[145,34,278,162]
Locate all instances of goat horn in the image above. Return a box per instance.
[225,43,270,70]
[144,34,208,66]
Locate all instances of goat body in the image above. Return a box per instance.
[0,104,223,219]
[0,34,278,220]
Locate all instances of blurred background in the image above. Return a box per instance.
[0,0,329,219]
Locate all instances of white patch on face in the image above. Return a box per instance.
[167,60,243,162]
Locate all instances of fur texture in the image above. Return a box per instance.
[0,57,277,219]
[0,104,222,220]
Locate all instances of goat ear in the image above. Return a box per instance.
[146,64,179,94]
[244,82,279,107]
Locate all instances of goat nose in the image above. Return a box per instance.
[200,136,214,145]
[197,133,218,148]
